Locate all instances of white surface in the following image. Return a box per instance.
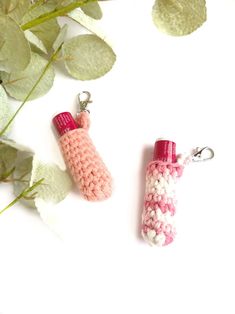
[1,1,235,313]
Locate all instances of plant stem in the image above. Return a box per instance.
[0,46,61,137]
[0,178,44,215]
[21,0,96,30]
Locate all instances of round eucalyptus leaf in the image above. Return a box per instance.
[152,0,207,36]
[62,34,116,80]
[0,15,31,72]
[1,52,55,101]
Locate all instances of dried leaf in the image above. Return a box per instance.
[0,52,55,101]
[0,15,31,72]
[152,0,207,36]
[62,34,116,80]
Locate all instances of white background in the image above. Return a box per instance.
[1,0,235,313]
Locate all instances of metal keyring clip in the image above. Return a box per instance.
[77,91,92,113]
[192,147,214,162]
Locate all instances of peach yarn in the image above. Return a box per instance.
[59,112,112,201]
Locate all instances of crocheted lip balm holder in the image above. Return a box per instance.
[53,92,112,201]
[141,140,214,247]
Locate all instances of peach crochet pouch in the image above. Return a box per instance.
[53,111,112,201]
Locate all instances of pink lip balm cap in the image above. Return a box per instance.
[153,140,177,163]
[52,112,77,137]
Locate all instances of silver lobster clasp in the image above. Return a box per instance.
[77,91,92,113]
[192,147,214,162]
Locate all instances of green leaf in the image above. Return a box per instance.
[24,30,47,54]
[31,19,60,52]
[53,24,68,51]
[0,142,17,179]
[62,34,116,80]
[152,0,207,36]
[0,52,55,101]
[0,137,32,181]
[13,156,34,207]
[0,15,31,72]
[0,137,32,152]
[0,0,30,24]
[68,9,106,42]
[81,2,102,20]
[30,157,72,203]
[0,85,12,134]
[13,155,72,208]
[22,3,60,51]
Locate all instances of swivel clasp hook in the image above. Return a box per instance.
[77,91,92,113]
[192,147,214,162]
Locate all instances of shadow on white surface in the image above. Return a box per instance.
[136,145,153,241]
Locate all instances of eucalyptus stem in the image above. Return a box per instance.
[21,0,96,30]
[0,178,44,215]
[0,46,61,137]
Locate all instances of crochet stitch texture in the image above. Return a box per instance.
[59,112,112,201]
[142,160,184,246]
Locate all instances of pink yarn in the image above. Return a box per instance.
[59,112,112,201]
[141,160,184,246]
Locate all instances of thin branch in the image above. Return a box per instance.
[21,0,97,30]
[0,178,44,215]
[0,45,62,136]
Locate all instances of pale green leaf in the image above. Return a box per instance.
[0,0,30,23]
[31,20,60,52]
[53,24,68,51]
[0,137,32,182]
[68,9,107,43]
[0,85,12,134]
[0,52,55,101]
[13,156,35,207]
[62,34,116,80]
[30,157,72,203]
[53,0,75,8]
[22,1,56,24]
[0,142,17,178]
[0,137,32,152]
[22,3,60,51]
[13,155,72,208]
[0,15,31,72]
[81,2,102,20]
[24,30,47,54]
[152,0,207,36]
